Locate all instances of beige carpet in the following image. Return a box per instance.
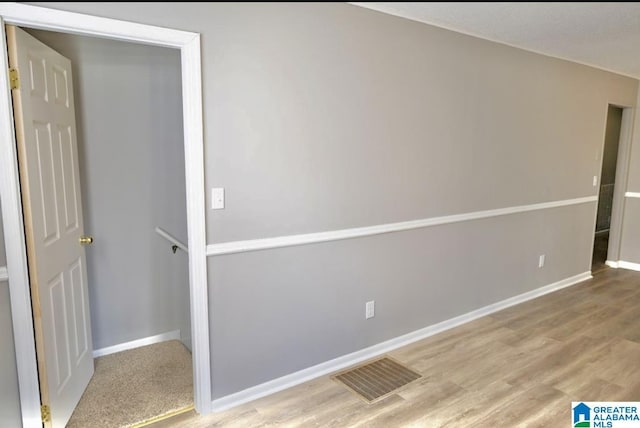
[67,340,193,428]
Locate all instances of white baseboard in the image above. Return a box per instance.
[609,260,640,271]
[93,330,181,358]
[211,271,592,412]
[182,336,193,352]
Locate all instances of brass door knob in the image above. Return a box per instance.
[79,235,94,245]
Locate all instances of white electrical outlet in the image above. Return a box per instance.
[211,187,224,209]
[593,176,598,187]
[365,301,375,319]
[539,254,545,268]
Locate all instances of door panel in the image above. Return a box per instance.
[34,121,60,244]
[69,258,86,359]
[48,274,71,391]
[7,25,94,428]
[59,125,79,231]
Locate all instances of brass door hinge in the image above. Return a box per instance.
[41,404,51,423]
[9,68,19,90]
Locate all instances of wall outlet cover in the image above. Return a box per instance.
[366,301,375,319]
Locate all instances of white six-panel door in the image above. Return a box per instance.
[6,25,93,428]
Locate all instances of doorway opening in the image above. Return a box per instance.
[18,26,194,426]
[592,105,624,274]
[0,5,210,425]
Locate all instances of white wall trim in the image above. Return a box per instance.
[0,266,7,282]
[605,260,620,268]
[207,196,597,256]
[211,271,592,412]
[608,260,640,271]
[93,330,181,358]
[0,3,211,424]
[0,3,196,47]
[625,192,640,198]
[0,13,41,428]
[606,107,635,265]
[619,261,640,271]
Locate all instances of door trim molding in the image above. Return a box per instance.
[0,3,211,425]
[603,106,635,267]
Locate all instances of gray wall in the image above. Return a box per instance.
[26,2,640,400]
[210,203,595,394]
[0,205,23,427]
[26,29,191,351]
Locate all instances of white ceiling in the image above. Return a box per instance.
[352,2,640,79]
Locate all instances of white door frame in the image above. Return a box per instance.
[605,106,634,266]
[591,103,635,269]
[0,3,211,426]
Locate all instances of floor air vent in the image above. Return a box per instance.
[332,356,422,403]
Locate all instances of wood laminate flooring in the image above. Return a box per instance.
[152,268,640,427]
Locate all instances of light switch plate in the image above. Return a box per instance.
[212,187,224,210]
